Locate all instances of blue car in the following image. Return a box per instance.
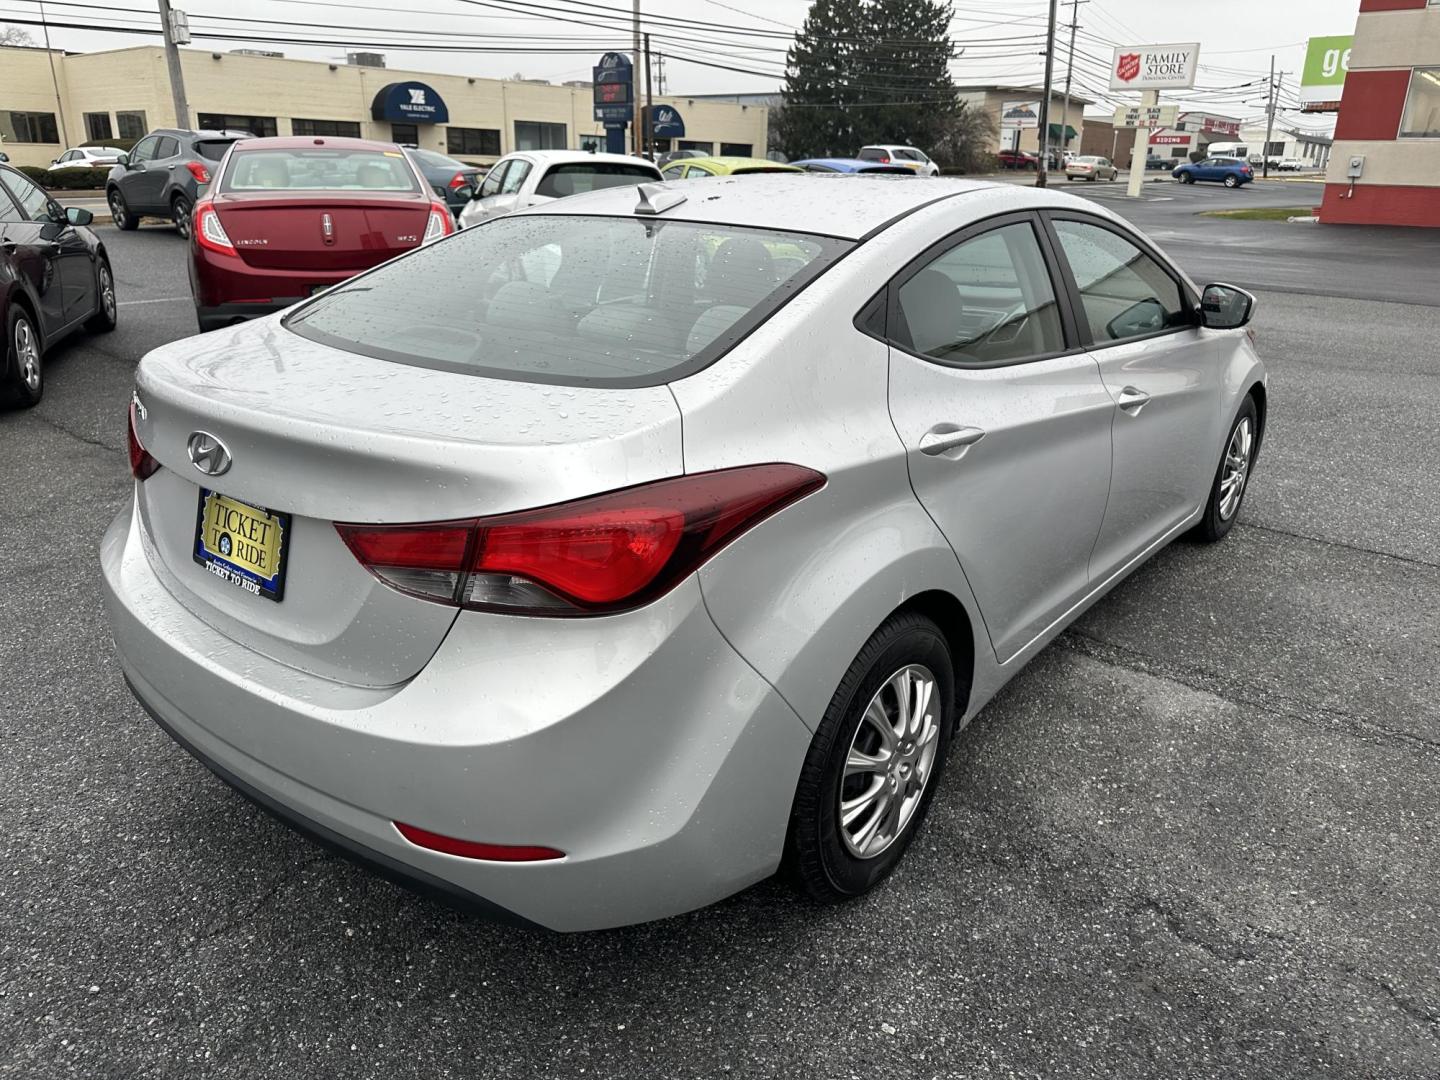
[1172,155,1255,188]
[791,157,918,176]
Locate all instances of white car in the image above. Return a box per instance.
[1279,158,1306,172]
[857,145,941,177]
[457,150,661,228]
[50,146,129,170]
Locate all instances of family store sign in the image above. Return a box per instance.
[1108,44,1201,91]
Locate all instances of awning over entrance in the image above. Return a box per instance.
[370,82,450,125]
[1047,123,1078,142]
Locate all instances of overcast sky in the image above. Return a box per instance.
[5,0,1359,130]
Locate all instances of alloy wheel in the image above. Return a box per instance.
[14,316,41,392]
[99,265,116,321]
[108,193,126,228]
[1218,416,1253,521]
[173,199,192,238]
[838,664,940,860]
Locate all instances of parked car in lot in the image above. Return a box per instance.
[1145,155,1173,171]
[403,147,483,218]
[659,155,802,180]
[0,163,116,407]
[1279,158,1306,172]
[458,150,661,228]
[50,146,129,170]
[106,175,1266,931]
[857,145,940,176]
[188,136,452,332]
[106,127,250,236]
[656,149,707,168]
[1173,156,1254,187]
[997,148,1038,170]
[1065,155,1118,182]
[791,157,917,175]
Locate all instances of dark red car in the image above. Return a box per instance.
[189,136,453,332]
[997,148,1039,170]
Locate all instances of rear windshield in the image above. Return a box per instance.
[534,162,660,198]
[221,148,420,192]
[857,148,885,161]
[196,139,240,162]
[284,214,850,386]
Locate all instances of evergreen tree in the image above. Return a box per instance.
[779,0,958,161]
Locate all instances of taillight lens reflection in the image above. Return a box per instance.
[127,400,160,480]
[335,464,825,616]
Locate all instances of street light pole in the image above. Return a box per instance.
[1058,0,1087,163]
[156,0,190,129]
[1036,0,1058,188]
[631,0,641,155]
[1262,54,1277,179]
[643,32,654,160]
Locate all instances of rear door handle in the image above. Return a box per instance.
[1116,386,1151,413]
[919,426,987,456]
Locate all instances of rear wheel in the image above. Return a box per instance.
[1191,396,1258,543]
[108,188,138,231]
[786,612,956,903]
[3,305,44,409]
[1223,175,1240,188]
[171,195,193,238]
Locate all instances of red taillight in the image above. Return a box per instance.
[335,464,825,615]
[422,206,453,244]
[127,399,159,480]
[448,171,468,189]
[186,160,210,184]
[879,155,890,163]
[394,822,564,862]
[194,203,237,256]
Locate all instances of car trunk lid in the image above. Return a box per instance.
[212,193,433,271]
[130,319,683,687]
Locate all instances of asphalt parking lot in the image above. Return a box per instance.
[3,181,1438,1078]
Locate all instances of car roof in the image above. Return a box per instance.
[677,156,802,172]
[861,144,919,151]
[506,150,656,167]
[793,158,877,171]
[228,135,410,152]
[528,174,1097,240]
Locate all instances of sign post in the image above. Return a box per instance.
[1109,43,1200,198]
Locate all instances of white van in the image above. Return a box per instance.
[1204,143,1249,160]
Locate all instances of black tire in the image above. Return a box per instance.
[2,304,44,409]
[1223,175,1240,188]
[108,187,138,231]
[84,259,117,334]
[171,194,193,239]
[1191,395,1259,543]
[1184,173,1196,184]
[786,612,957,903]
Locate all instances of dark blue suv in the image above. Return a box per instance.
[1172,156,1254,188]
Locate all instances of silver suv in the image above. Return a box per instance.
[105,128,249,237]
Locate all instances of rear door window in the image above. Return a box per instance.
[284,215,850,386]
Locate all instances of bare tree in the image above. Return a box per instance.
[1,24,37,46]
[931,102,999,174]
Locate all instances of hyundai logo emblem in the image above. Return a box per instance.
[187,431,232,476]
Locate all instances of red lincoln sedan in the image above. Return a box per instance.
[188,136,453,332]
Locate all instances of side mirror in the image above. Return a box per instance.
[454,183,475,200]
[1199,283,1256,330]
[66,206,94,227]
[117,153,130,168]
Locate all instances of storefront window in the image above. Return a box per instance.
[1,111,60,143]
[720,143,752,157]
[448,127,501,156]
[1399,68,1440,138]
[116,111,147,139]
[514,121,567,151]
[391,123,418,145]
[678,140,712,153]
[197,113,278,137]
[292,118,362,138]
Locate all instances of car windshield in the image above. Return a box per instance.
[221,148,420,192]
[533,162,659,198]
[284,214,850,386]
[1077,156,1102,163]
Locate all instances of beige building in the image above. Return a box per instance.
[0,44,768,169]
[956,84,1094,157]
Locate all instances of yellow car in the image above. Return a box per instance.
[661,156,803,180]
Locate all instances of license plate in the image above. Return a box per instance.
[192,489,291,602]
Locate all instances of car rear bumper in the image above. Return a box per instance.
[195,299,299,332]
[189,243,362,329]
[100,495,812,932]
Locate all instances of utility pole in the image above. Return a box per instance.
[1035,0,1058,187]
[37,1,70,149]
[643,33,654,160]
[1262,55,1278,179]
[656,54,666,96]
[631,0,641,155]
[1058,0,1087,163]
[156,0,191,129]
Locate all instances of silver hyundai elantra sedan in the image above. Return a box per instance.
[102,176,1266,931]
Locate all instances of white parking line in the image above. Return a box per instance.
[118,296,190,306]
